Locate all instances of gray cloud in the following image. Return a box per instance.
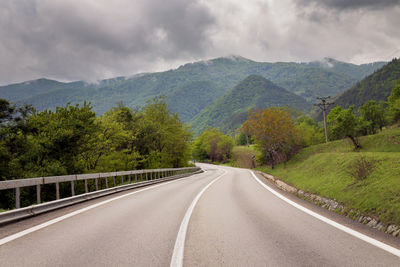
[0,0,399,85]
[0,0,214,84]
[297,0,400,10]
[299,0,400,10]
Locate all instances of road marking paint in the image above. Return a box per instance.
[0,171,206,246]
[249,170,400,258]
[170,169,227,267]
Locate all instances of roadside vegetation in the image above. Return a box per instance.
[221,78,400,225]
[0,97,192,210]
[257,127,400,225]
[192,127,233,164]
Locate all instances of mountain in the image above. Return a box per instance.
[332,58,400,110]
[305,58,387,81]
[189,75,311,134]
[0,56,385,123]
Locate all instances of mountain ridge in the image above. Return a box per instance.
[0,56,386,125]
[189,75,311,134]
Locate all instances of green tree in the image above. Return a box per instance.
[295,116,324,146]
[27,102,98,176]
[388,78,400,123]
[327,106,362,149]
[137,97,192,168]
[358,100,387,134]
[192,127,234,163]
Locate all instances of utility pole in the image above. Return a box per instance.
[315,96,334,143]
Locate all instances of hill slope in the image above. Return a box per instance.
[333,58,400,109]
[190,75,311,134]
[305,58,386,81]
[0,56,384,122]
[257,126,400,227]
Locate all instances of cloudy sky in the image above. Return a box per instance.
[1,0,399,85]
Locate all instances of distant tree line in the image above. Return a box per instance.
[328,77,400,149]
[0,97,191,209]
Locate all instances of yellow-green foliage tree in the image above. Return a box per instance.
[192,127,234,163]
[295,116,324,146]
[241,108,298,169]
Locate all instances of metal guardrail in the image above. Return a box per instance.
[0,167,202,224]
[0,167,200,210]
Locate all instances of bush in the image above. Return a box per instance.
[347,156,376,182]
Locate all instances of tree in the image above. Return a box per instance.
[137,97,192,168]
[295,116,324,146]
[241,108,298,169]
[358,100,387,134]
[327,106,362,149]
[388,78,400,123]
[0,99,34,180]
[27,102,98,176]
[192,127,234,163]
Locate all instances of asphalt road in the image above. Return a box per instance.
[0,164,399,266]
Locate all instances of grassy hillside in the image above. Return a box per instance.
[257,127,400,225]
[2,56,383,122]
[189,75,311,134]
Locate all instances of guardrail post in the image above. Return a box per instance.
[113,176,116,187]
[56,182,60,200]
[135,173,137,182]
[95,178,98,191]
[121,175,124,184]
[15,187,20,209]
[105,177,109,188]
[36,184,41,204]
[129,175,131,183]
[145,172,148,181]
[85,179,88,193]
[71,181,75,196]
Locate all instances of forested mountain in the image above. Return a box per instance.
[0,56,384,124]
[305,58,386,81]
[333,58,400,109]
[189,75,311,134]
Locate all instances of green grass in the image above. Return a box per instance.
[256,127,400,225]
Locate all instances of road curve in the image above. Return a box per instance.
[0,164,399,266]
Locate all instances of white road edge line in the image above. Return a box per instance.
[0,171,206,246]
[170,169,227,267]
[249,170,400,258]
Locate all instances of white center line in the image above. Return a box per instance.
[0,172,205,246]
[250,170,400,258]
[170,169,227,267]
